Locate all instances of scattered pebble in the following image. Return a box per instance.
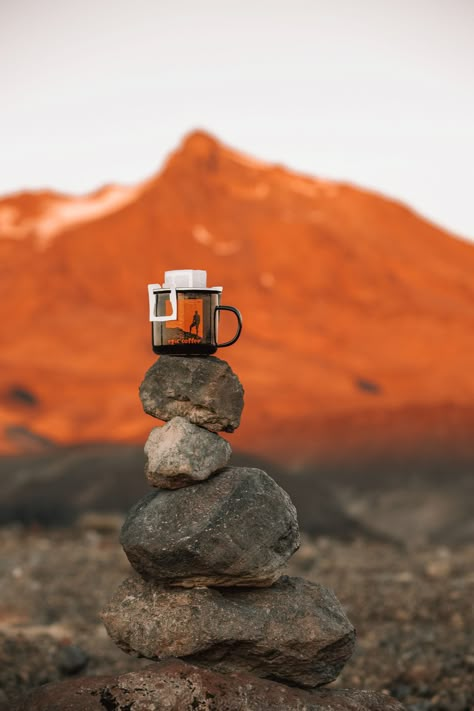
[56,644,89,675]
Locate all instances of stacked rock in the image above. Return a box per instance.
[101,356,402,710]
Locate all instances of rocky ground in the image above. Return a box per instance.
[0,520,472,710]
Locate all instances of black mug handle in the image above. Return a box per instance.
[214,305,242,348]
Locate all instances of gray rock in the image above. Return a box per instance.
[145,417,232,489]
[120,467,300,587]
[55,645,89,675]
[11,660,405,711]
[139,356,244,433]
[101,576,356,688]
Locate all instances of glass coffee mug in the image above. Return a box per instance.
[148,269,242,355]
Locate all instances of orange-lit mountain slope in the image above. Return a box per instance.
[1,131,474,466]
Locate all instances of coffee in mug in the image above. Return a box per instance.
[148,269,242,355]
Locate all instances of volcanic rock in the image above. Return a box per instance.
[12,660,404,711]
[139,355,244,433]
[101,575,356,688]
[120,467,299,587]
[144,417,232,489]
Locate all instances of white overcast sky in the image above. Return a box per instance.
[1,0,473,240]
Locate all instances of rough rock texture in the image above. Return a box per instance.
[139,355,244,433]
[101,575,356,688]
[144,417,232,489]
[120,467,300,587]
[11,660,404,711]
[9,674,110,711]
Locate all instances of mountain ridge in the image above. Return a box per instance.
[1,130,474,466]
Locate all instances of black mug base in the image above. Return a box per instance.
[152,344,218,356]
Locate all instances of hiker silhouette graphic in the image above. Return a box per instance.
[190,310,201,335]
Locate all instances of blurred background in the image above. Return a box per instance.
[1,1,473,708]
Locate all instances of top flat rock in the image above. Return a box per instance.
[139,356,244,433]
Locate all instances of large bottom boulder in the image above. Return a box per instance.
[102,575,356,688]
[11,660,404,711]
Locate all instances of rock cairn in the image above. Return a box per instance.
[98,355,402,710]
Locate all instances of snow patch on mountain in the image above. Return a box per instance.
[0,184,143,247]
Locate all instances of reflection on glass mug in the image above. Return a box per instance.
[148,269,242,356]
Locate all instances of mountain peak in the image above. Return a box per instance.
[180,129,221,155]
[163,130,273,181]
